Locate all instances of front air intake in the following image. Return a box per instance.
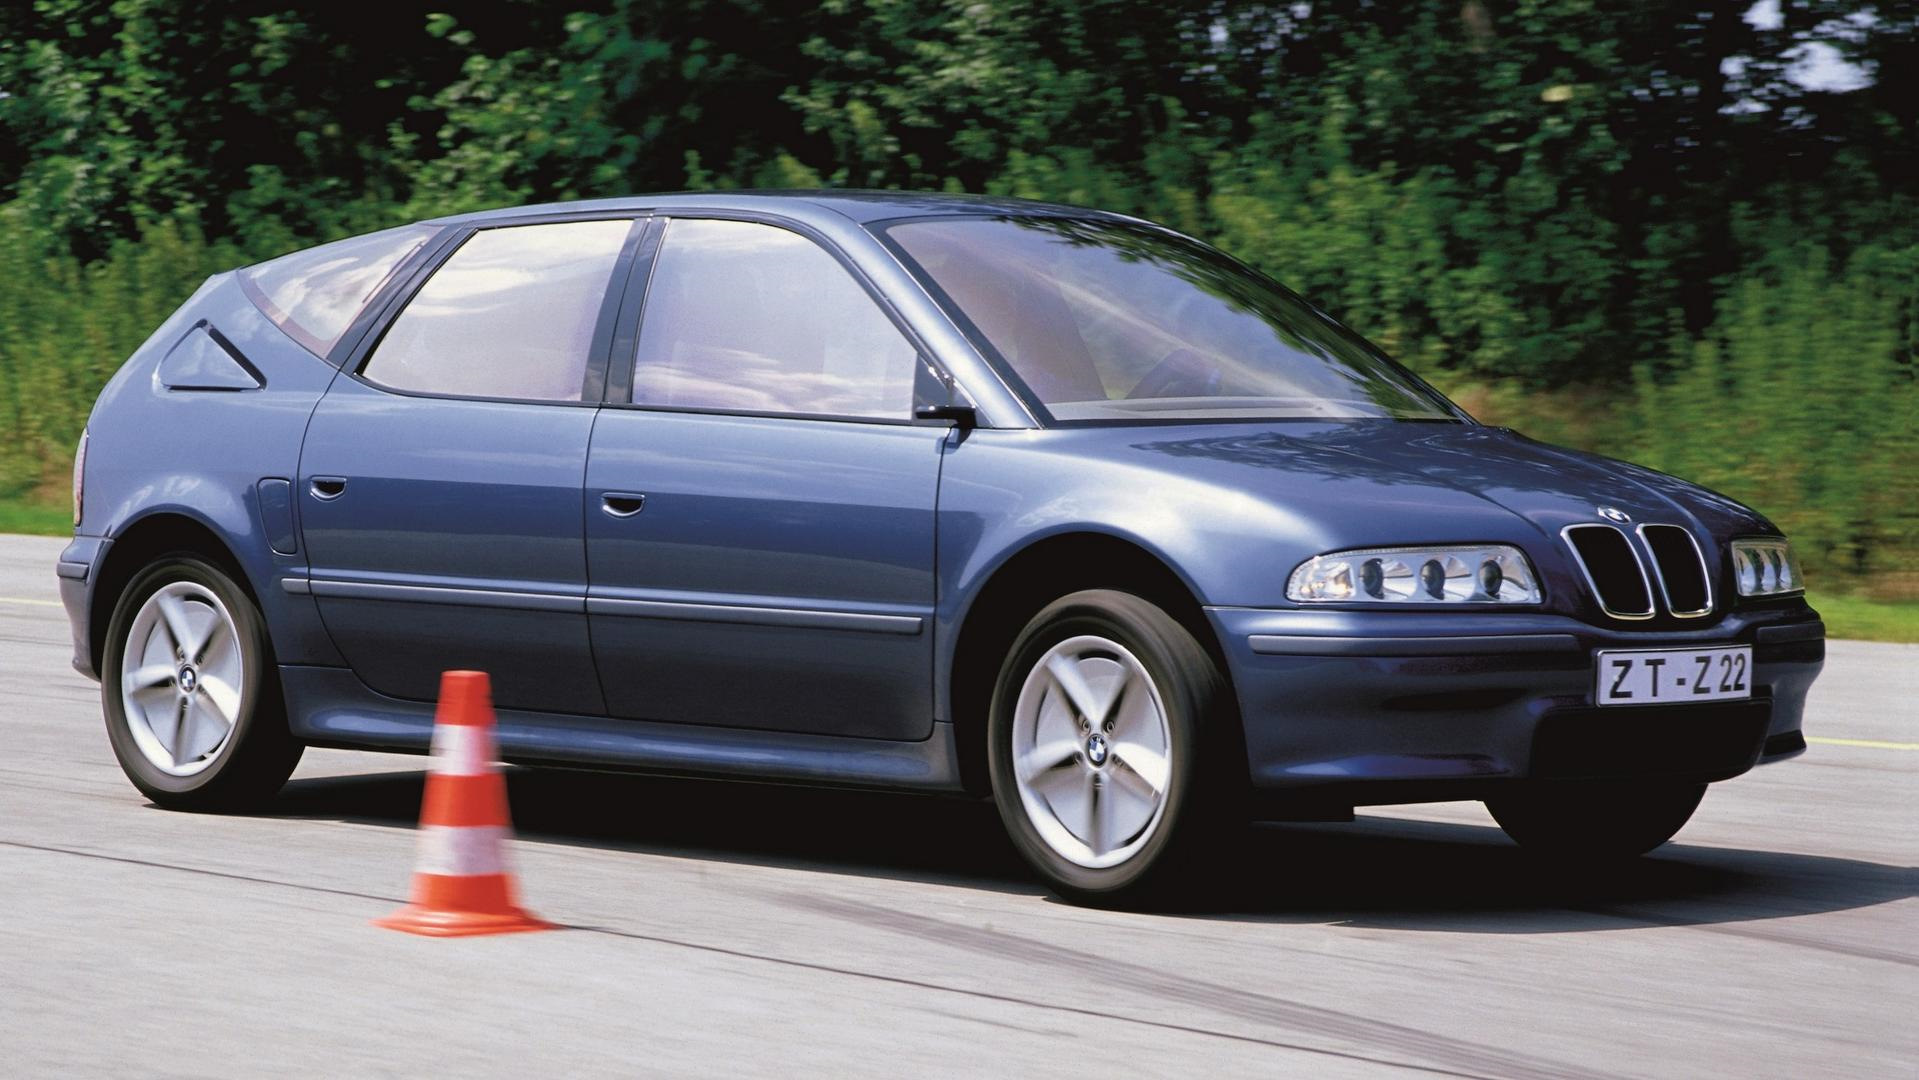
[1562,524,1655,620]
[1640,524,1713,618]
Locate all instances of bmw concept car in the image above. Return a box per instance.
[58,192,1826,903]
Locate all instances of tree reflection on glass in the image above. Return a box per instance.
[884,215,1462,423]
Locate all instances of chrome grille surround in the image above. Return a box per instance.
[1638,523,1714,618]
[1560,523,1656,620]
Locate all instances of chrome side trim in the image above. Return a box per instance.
[297,575,924,632]
[1638,523,1714,619]
[307,578,582,613]
[1560,523,1656,621]
[586,595,923,635]
[1248,633,1582,657]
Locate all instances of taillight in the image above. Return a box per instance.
[72,428,88,528]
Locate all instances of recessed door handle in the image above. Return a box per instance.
[602,493,646,518]
[310,477,348,500]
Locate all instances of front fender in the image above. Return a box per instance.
[935,429,1319,616]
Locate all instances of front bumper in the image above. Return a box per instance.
[1206,604,1824,811]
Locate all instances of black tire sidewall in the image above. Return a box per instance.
[101,553,289,806]
[987,589,1231,905]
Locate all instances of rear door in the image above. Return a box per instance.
[585,216,949,740]
[299,217,644,714]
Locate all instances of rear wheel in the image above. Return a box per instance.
[987,589,1239,906]
[1486,781,1705,858]
[102,554,301,809]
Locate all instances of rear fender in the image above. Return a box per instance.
[80,273,345,670]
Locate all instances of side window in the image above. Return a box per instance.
[632,219,917,419]
[243,224,437,356]
[362,220,632,401]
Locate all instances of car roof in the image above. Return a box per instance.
[424,189,1141,228]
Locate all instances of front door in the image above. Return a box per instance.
[585,217,946,739]
[299,217,640,714]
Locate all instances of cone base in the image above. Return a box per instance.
[374,903,555,937]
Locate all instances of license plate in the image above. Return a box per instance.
[1594,646,1751,706]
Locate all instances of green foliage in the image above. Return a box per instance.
[0,495,75,537]
[1805,591,1919,644]
[1626,242,1918,591]
[0,0,1912,591]
[0,211,245,498]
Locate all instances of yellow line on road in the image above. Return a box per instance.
[0,596,62,608]
[1807,736,1919,751]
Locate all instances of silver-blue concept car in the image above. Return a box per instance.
[59,192,1825,903]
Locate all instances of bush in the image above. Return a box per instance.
[0,209,246,498]
[1626,243,1918,596]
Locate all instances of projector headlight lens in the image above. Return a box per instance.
[1730,538,1803,597]
[1288,545,1541,604]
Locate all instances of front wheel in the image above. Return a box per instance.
[101,554,302,809]
[1486,781,1706,859]
[987,589,1240,906]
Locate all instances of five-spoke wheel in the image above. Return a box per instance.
[989,589,1239,906]
[1010,634,1174,869]
[119,580,246,775]
[102,554,301,808]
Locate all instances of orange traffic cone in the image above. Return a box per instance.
[375,670,554,937]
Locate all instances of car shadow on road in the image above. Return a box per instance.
[258,765,1916,937]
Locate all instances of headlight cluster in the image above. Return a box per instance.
[1731,539,1802,596]
[1287,545,1542,605]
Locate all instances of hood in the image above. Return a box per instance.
[1117,420,1771,545]
[1068,419,1778,621]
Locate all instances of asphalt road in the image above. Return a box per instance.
[1,533,1912,1078]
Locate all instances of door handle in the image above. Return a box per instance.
[310,477,348,500]
[601,492,646,518]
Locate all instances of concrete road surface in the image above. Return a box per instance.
[1,533,1912,1077]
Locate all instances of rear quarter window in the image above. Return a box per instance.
[240,224,438,357]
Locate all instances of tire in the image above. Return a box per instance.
[101,553,302,810]
[1486,781,1706,859]
[986,589,1241,907]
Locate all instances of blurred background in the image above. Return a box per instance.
[0,0,1911,636]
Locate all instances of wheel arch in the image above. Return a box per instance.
[89,511,262,677]
[946,530,1238,795]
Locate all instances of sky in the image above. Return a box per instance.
[1744,0,1875,91]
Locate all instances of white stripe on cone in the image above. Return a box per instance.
[429,723,496,777]
[414,824,511,877]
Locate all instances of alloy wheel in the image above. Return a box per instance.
[119,580,245,777]
[1009,634,1173,869]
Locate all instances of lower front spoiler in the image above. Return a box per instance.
[1251,701,1784,821]
[1207,606,1825,818]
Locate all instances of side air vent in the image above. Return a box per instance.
[1640,524,1713,618]
[1562,524,1654,620]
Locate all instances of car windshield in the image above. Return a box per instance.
[879,216,1461,423]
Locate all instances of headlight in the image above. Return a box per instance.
[1730,538,1802,596]
[1287,545,1542,604]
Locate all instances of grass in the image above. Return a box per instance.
[3,492,1910,641]
[0,495,72,537]
[1808,591,1919,645]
